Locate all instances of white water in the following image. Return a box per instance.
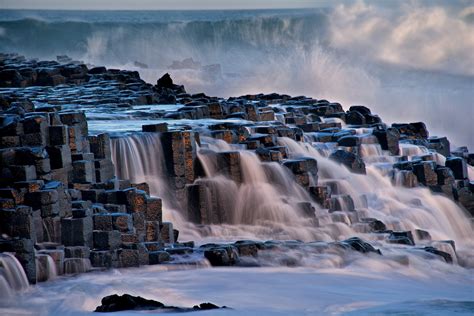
[111,131,473,266]
[0,253,29,298]
[1,262,473,315]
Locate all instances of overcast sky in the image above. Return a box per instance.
[0,0,331,10]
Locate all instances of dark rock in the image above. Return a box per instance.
[361,218,387,232]
[423,246,453,263]
[204,245,239,266]
[337,135,361,147]
[94,294,226,313]
[329,150,366,174]
[373,127,400,155]
[349,105,371,115]
[413,161,438,186]
[445,157,467,180]
[95,294,164,312]
[345,111,366,125]
[148,251,171,264]
[339,237,381,254]
[392,122,429,139]
[156,73,174,89]
[142,123,168,133]
[388,231,415,246]
[428,137,450,157]
[93,230,121,250]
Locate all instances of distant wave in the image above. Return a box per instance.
[0,14,328,66]
[0,3,473,148]
[0,3,473,76]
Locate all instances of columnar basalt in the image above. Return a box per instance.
[1,53,473,289]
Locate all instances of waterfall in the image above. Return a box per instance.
[109,130,473,265]
[0,253,29,297]
[110,133,173,203]
[35,254,58,283]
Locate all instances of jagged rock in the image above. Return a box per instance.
[94,294,225,313]
[156,73,174,89]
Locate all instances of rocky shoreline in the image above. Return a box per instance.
[0,53,473,289]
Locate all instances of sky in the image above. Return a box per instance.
[0,0,328,10]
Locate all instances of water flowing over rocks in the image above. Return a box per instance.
[0,53,473,295]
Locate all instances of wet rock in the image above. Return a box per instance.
[373,127,400,155]
[0,206,35,240]
[388,231,415,246]
[412,161,438,186]
[148,251,171,264]
[145,197,162,222]
[61,216,93,247]
[142,123,168,133]
[414,229,431,241]
[117,248,139,268]
[392,122,429,139]
[309,186,332,209]
[423,246,453,263]
[361,218,387,232]
[216,151,241,183]
[337,135,361,147]
[428,136,450,157]
[329,150,366,174]
[234,240,259,257]
[88,133,111,160]
[203,244,239,266]
[159,222,175,244]
[339,237,382,254]
[93,230,121,250]
[345,111,366,125]
[94,294,225,313]
[445,157,467,180]
[349,105,371,115]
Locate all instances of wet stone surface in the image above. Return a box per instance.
[0,53,473,286]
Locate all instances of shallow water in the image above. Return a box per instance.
[1,262,473,316]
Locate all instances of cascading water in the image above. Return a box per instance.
[110,130,473,267]
[35,254,57,283]
[64,258,92,275]
[110,133,172,202]
[0,253,29,298]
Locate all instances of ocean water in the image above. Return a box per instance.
[1,2,473,315]
[0,1,473,148]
